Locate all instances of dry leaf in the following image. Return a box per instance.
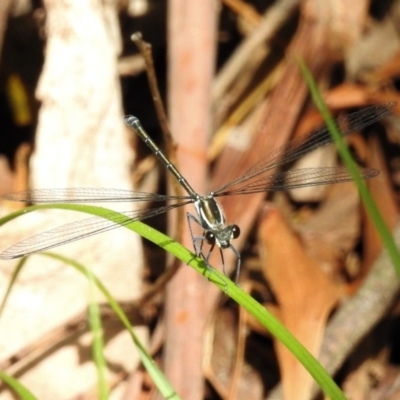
[258,205,341,400]
[325,84,400,109]
[361,135,400,277]
[297,181,361,277]
[203,307,264,400]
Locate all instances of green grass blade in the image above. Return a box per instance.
[0,204,347,399]
[0,203,219,286]
[86,268,109,399]
[0,257,28,318]
[41,252,180,400]
[298,58,400,276]
[0,370,38,400]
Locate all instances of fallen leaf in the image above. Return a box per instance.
[258,205,341,400]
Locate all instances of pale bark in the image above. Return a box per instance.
[0,1,145,398]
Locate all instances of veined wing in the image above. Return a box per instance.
[213,102,395,194]
[214,166,379,196]
[0,201,192,259]
[3,188,192,203]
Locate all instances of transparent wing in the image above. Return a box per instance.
[3,188,192,203]
[0,201,192,259]
[214,166,379,196]
[214,102,395,194]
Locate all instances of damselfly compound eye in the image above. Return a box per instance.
[232,225,240,239]
[1,102,394,287]
[205,231,216,245]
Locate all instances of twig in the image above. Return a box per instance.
[228,282,251,399]
[131,32,171,144]
[130,32,184,304]
[164,1,218,398]
[267,222,400,399]
[213,0,300,104]
[222,0,262,26]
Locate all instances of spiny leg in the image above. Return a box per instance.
[187,213,206,257]
[230,245,242,285]
[186,212,227,287]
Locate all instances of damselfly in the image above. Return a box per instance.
[0,102,395,282]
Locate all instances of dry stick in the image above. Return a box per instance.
[212,0,301,139]
[165,1,217,398]
[228,282,251,399]
[212,0,300,104]
[130,32,185,306]
[131,33,171,141]
[203,322,230,398]
[208,63,283,160]
[0,301,145,376]
[267,222,400,399]
[222,0,262,25]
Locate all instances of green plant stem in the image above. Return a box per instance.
[86,269,109,399]
[298,58,400,277]
[0,204,346,399]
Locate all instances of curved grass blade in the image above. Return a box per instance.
[0,370,38,400]
[0,204,347,399]
[0,202,190,259]
[86,267,109,399]
[299,58,400,277]
[41,252,180,399]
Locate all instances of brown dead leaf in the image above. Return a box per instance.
[342,357,385,400]
[1,142,31,210]
[325,84,400,110]
[296,181,361,277]
[222,0,262,28]
[367,364,400,400]
[203,306,265,400]
[258,205,341,400]
[342,347,390,400]
[360,135,400,279]
[0,156,14,199]
[367,50,400,84]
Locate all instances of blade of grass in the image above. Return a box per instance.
[0,257,28,317]
[0,204,346,399]
[0,369,38,400]
[86,267,109,399]
[0,204,219,284]
[298,58,400,276]
[41,252,181,400]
